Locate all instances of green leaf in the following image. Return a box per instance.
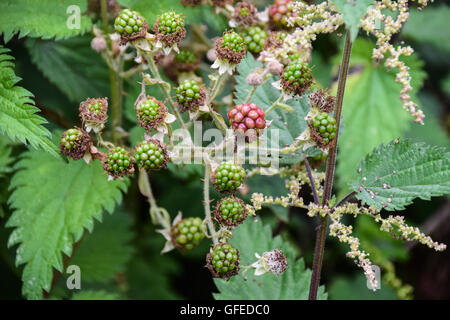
[332,0,373,41]
[6,150,129,299]
[0,0,92,43]
[402,5,450,52]
[0,46,58,157]
[213,219,327,300]
[71,290,120,300]
[349,139,450,211]
[234,54,317,164]
[329,274,397,300]
[0,135,14,178]
[25,37,110,103]
[69,211,134,284]
[336,39,426,194]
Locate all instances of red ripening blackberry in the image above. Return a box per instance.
[214,195,248,227]
[269,0,297,30]
[206,242,240,279]
[171,217,206,250]
[228,103,266,137]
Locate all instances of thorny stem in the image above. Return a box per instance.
[204,165,218,244]
[308,31,352,300]
[304,157,319,205]
[145,52,186,129]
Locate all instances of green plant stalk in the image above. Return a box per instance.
[204,165,218,244]
[145,52,186,129]
[308,30,353,300]
[206,72,229,135]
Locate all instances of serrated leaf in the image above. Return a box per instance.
[0,0,92,43]
[6,149,129,299]
[234,54,316,164]
[0,135,14,178]
[0,46,58,157]
[69,211,134,284]
[402,5,450,52]
[25,37,110,103]
[349,139,450,211]
[336,39,426,195]
[71,290,120,300]
[332,0,373,41]
[213,219,327,300]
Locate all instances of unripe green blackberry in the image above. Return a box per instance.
[215,30,247,65]
[264,31,287,50]
[214,196,247,227]
[153,11,186,46]
[175,79,205,113]
[79,97,108,133]
[171,217,206,250]
[114,9,147,44]
[136,97,168,131]
[212,162,246,193]
[309,89,336,113]
[59,127,91,160]
[280,61,313,96]
[309,112,337,146]
[173,50,199,72]
[241,26,268,54]
[206,243,240,279]
[232,2,258,27]
[133,139,168,171]
[103,146,134,179]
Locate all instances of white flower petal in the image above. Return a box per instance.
[271,80,282,90]
[165,113,177,124]
[199,105,210,113]
[161,240,175,254]
[211,58,220,69]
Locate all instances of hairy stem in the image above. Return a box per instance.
[308,30,352,300]
[304,157,319,205]
[331,191,357,212]
[207,73,229,135]
[204,166,218,244]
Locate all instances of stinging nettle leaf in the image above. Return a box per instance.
[0,46,58,157]
[6,149,129,299]
[349,139,450,211]
[213,218,327,300]
[0,0,92,42]
[332,0,373,41]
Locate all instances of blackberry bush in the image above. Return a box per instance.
[206,242,240,279]
[280,61,314,96]
[214,196,247,227]
[103,146,134,179]
[171,217,206,250]
[134,139,168,171]
[216,30,246,65]
[153,11,186,46]
[309,112,337,147]
[175,79,205,113]
[241,26,268,54]
[212,162,246,192]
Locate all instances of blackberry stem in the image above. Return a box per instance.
[204,165,219,244]
[207,72,229,135]
[308,30,352,300]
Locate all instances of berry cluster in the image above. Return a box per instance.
[134,139,168,171]
[281,61,313,96]
[136,97,167,131]
[59,128,91,160]
[206,243,240,279]
[241,26,268,54]
[79,97,108,133]
[309,89,336,113]
[174,50,199,72]
[212,162,246,192]
[216,30,246,65]
[214,196,247,227]
[227,103,266,136]
[309,112,337,146]
[175,79,205,113]
[269,0,296,29]
[153,11,186,46]
[103,146,134,179]
[171,217,206,250]
[114,9,147,44]
[232,2,258,26]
